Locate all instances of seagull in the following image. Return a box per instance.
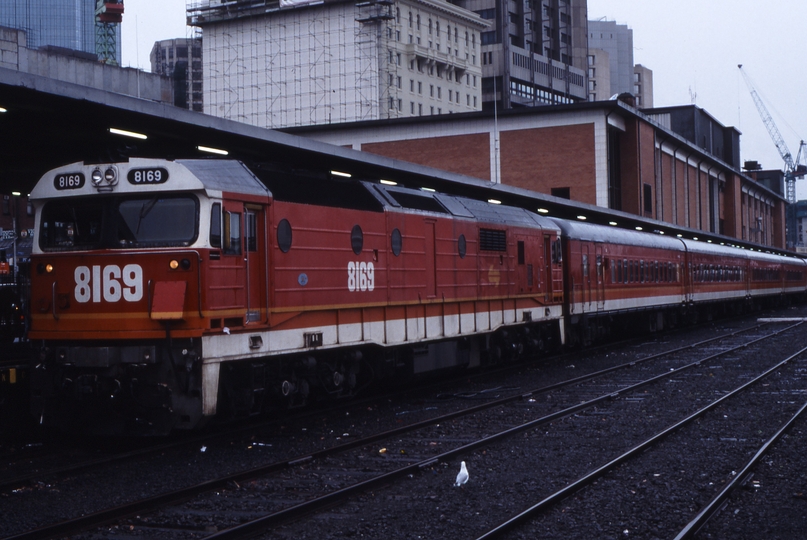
[455,461,469,487]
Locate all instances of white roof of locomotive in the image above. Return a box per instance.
[30,158,271,200]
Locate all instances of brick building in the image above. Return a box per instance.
[287,99,787,249]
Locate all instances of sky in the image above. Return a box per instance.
[121,0,807,198]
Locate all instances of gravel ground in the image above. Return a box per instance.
[2,305,806,539]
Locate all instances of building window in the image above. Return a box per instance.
[418,81,422,94]
[643,184,653,213]
[551,187,571,199]
[481,31,497,45]
[430,84,434,97]
[419,103,423,115]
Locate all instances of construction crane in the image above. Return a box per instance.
[738,64,807,204]
[95,0,124,65]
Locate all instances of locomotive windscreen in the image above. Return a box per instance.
[39,195,199,250]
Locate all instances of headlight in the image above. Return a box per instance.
[104,166,118,185]
[91,167,103,186]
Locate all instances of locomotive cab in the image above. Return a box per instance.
[29,159,271,434]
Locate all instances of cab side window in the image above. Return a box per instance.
[224,211,241,255]
[210,203,221,248]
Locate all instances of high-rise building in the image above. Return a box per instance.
[189,0,487,129]
[0,0,121,64]
[633,64,653,108]
[465,0,589,108]
[587,18,652,107]
[150,38,204,112]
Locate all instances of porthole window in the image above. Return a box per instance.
[458,234,467,258]
[351,224,363,255]
[391,228,402,256]
[277,218,292,253]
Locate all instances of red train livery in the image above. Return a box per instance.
[29,159,564,433]
[27,159,807,434]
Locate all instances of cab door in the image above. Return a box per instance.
[244,204,267,323]
[515,235,537,295]
[209,201,267,326]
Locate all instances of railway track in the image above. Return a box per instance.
[3,318,799,539]
[0,317,708,494]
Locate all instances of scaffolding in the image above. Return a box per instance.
[188,0,400,128]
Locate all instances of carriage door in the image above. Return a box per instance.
[595,245,605,311]
[244,204,267,324]
[425,220,437,298]
[581,244,591,310]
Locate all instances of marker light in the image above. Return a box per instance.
[380,179,397,186]
[170,260,179,270]
[330,170,352,178]
[109,127,147,140]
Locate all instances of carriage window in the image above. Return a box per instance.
[623,259,628,284]
[457,234,466,258]
[40,195,198,250]
[210,203,221,248]
[224,211,241,255]
[277,219,292,253]
[351,225,364,255]
[391,228,403,256]
[582,254,589,278]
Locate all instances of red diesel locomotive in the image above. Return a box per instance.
[27,158,806,434]
[29,158,564,434]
